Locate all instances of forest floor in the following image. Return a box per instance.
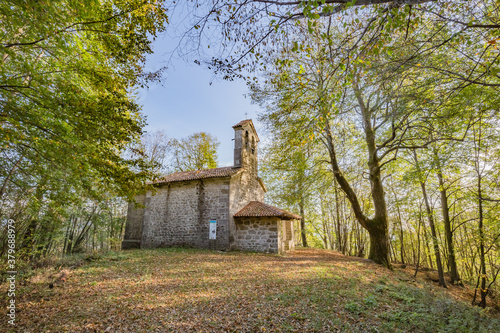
[1,248,499,332]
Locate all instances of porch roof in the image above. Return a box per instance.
[234,201,301,220]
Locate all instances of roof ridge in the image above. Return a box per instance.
[167,165,235,175]
[232,119,252,128]
[152,166,242,184]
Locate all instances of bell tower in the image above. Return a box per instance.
[232,119,259,174]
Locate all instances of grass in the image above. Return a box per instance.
[1,248,498,332]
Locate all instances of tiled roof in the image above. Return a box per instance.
[232,119,252,128]
[234,201,302,220]
[153,166,241,184]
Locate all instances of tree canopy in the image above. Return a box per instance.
[171,132,220,172]
[1,1,168,203]
[174,0,499,89]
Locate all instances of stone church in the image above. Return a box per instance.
[122,119,300,254]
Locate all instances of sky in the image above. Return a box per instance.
[137,33,265,168]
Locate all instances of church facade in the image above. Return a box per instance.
[122,120,300,254]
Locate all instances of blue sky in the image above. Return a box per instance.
[137,34,264,167]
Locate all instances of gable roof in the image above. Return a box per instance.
[234,201,302,220]
[232,119,260,142]
[153,166,241,184]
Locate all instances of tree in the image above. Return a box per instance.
[0,0,168,260]
[253,32,398,266]
[260,128,322,248]
[171,132,220,172]
[1,0,168,202]
[137,130,173,175]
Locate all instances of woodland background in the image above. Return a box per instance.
[1,0,499,309]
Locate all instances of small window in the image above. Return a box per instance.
[251,136,255,154]
[245,130,249,149]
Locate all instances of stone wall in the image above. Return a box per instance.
[234,217,281,253]
[138,177,231,250]
[280,220,295,252]
[228,170,265,248]
[122,194,146,249]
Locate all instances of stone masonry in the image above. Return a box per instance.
[234,217,281,253]
[141,178,231,250]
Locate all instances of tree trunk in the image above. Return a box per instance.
[65,217,77,254]
[392,189,406,266]
[334,185,343,252]
[414,212,422,278]
[477,174,487,308]
[421,181,447,288]
[63,218,71,255]
[299,197,308,247]
[320,198,330,249]
[366,217,391,267]
[413,150,447,288]
[434,150,461,284]
[422,217,434,269]
[20,219,38,259]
